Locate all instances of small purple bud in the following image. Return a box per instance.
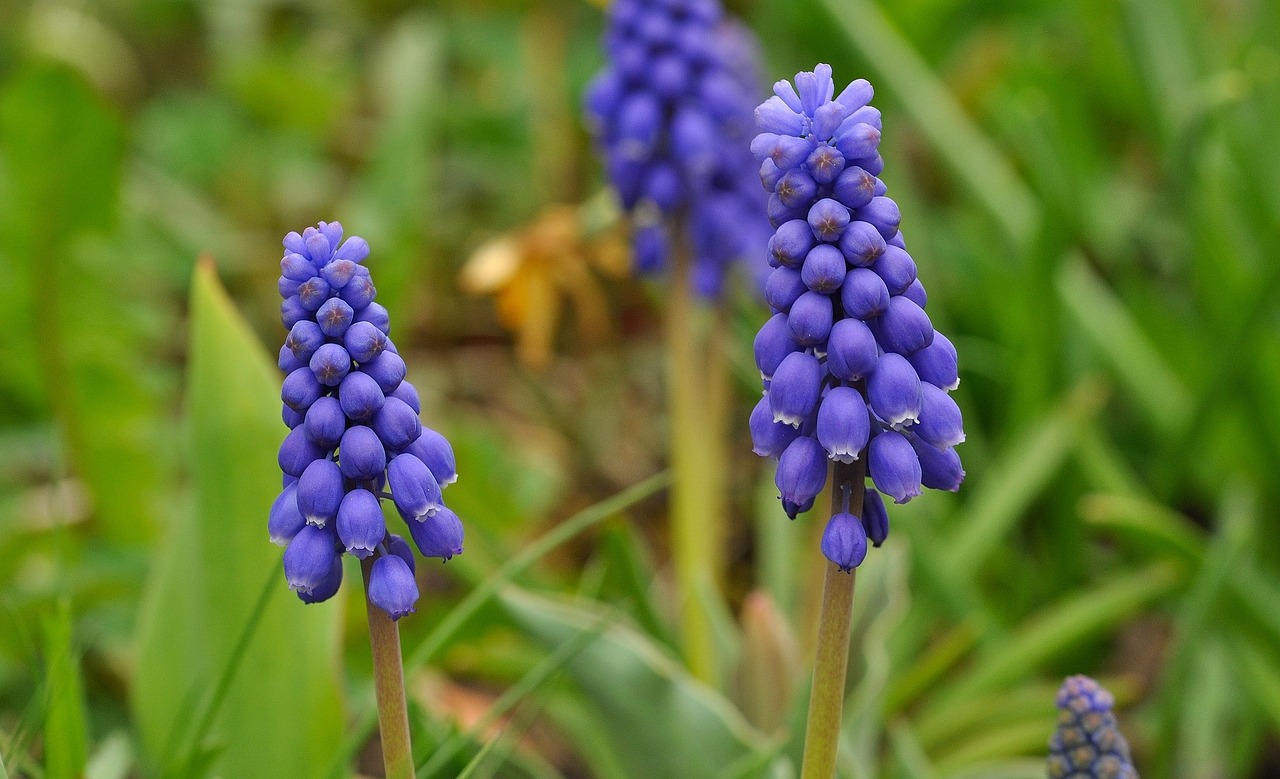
[304,396,346,448]
[845,104,881,130]
[775,168,818,210]
[835,78,873,110]
[387,453,443,521]
[354,302,391,335]
[339,370,385,422]
[339,275,376,310]
[304,231,332,266]
[769,351,822,426]
[269,483,306,546]
[285,320,325,361]
[616,92,663,160]
[343,320,389,364]
[368,553,418,621]
[910,435,964,492]
[857,196,901,239]
[839,268,891,320]
[335,488,385,559]
[297,556,343,604]
[338,425,387,482]
[915,383,965,448]
[833,166,876,210]
[297,459,344,526]
[750,394,801,458]
[284,524,339,595]
[282,404,305,429]
[372,397,422,452]
[281,252,317,282]
[361,350,406,394]
[385,533,416,573]
[805,144,845,184]
[817,386,871,463]
[310,343,352,387]
[406,428,458,486]
[282,367,323,412]
[857,155,885,176]
[279,345,305,374]
[782,496,815,518]
[867,353,922,428]
[873,295,934,356]
[278,276,301,298]
[321,259,360,289]
[776,436,828,516]
[769,219,815,268]
[752,133,813,171]
[754,313,798,379]
[868,431,922,504]
[759,158,783,191]
[801,244,847,293]
[335,235,370,263]
[787,291,833,346]
[389,381,421,414]
[772,79,803,112]
[834,121,880,161]
[316,297,355,338]
[281,296,307,328]
[907,332,959,391]
[902,279,927,308]
[807,198,851,242]
[821,512,868,572]
[296,277,331,312]
[795,64,834,116]
[407,506,465,561]
[861,489,889,547]
[811,101,848,141]
[768,194,805,226]
[765,266,807,313]
[837,220,886,266]
[827,318,879,381]
[755,95,805,135]
[870,246,917,295]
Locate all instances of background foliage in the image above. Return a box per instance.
[0,0,1278,776]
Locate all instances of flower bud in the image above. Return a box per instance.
[310,343,352,387]
[837,220,886,267]
[873,295,934,356]
[908,332,959,391]
[297,556,343,604]
[281,296,307,329]
[834,123,880,161]
[765,266,807,312]
[820,512,868,572]
[389,381,421,414]
[304,396,345,448]
[861,489,889,547]
[269,483,306,546]
[385,533,416,573]
[297,459,344,526]
[281,252,318,282]
[279,426,326,478]
[805,144,845,184]
[817,386,870,463]
[282,366,323,411]
[338,425,386,482]
[321,259,359,289]
[915,383,965,448]
[339,370,385,421]
[769,351,822,427]
[870,246,916,295]
[754,313,798,379]
[902,279,927,308]
[750,394,800,458]
[827,318,879,381]
[336,488,385,558]
[368,553,418,621]
[316,297,354,338]
[387,453,443,521]
[284,525,339,595]
[339,275,376,310]
[297,277,331,312]
[909,435,964,492]
[406,506,465,560]
[776,168,818,209]
[769,219,815,268]
[372,397,423,452]
[807,198,850,242]
[787,291,833,346]
[361,350,406,393]
[839,268,890,320]
[354,302,391,335]
[868,431,922,504]
[776,436,828,517]
[285,320,325,361]
[833,166,876,210]
[279,346,305,374]
[406,428,458,486]
[867,353,922,428]
[343,321,388,364]
[857,196,901,239]
[801,244,846,293]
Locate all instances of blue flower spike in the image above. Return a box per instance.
[273,221,464,620]
[748,66,964,571]
[1048,676,1140,779]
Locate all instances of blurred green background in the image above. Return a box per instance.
[1,0,1279,776]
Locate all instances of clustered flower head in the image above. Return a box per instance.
[1048,676,1139,779]
[747,65,964,572]
[270,221,463,620]
[584,0,771,297]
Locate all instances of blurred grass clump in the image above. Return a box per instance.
[0,0,1279,777]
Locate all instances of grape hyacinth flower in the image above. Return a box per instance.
[748,65,964,571]
[272,221,463,621]
[584,0,771,296]
[1048,676,1139,778]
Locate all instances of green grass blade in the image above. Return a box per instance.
[42,600,87,779]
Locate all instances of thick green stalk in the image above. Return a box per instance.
[800,459,865,778]
[664,241,726,685]
[361,558,414,779]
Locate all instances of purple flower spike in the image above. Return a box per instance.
[272,222,465,617]
[367,554,419,621]
[820,512,868,572]
[586,0,769,296]
[1047,676,1138,779]
[747,66,963,557]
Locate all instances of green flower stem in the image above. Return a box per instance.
[361,557,414,779]
[665,239,727,685]
[800,459,865,779]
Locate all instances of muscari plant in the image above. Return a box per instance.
[748,64,964,776]
[583,0,770,683]
[271,221,463,779]
[1048,676,1139,778]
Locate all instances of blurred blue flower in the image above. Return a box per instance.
[748,66,965,570]
[272,221,463,619]
[1048,675,1139,779]
[585,0,770,297]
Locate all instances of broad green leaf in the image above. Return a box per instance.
[500,588,766,779]
[42,600,87,779]
[132,262,342,778]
